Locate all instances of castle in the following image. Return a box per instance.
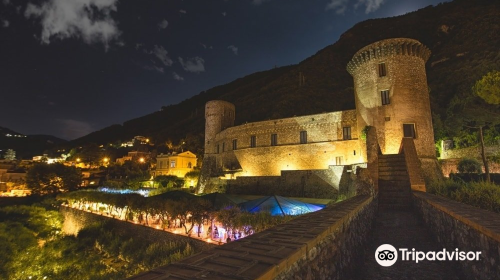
[199,38,440,197]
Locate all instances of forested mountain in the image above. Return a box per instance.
[68,0,500,151]
[0,126,67,159]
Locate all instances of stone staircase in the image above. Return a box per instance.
[378,154,412,210]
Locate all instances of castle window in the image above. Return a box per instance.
[335,156,343,165]
[403,123,416,138]
[170,160,176,168]
[378,63,387,77]
[159,161,163,169]
[188,162,192,168]
[232,139,237,150]
[250,135,256,148]
[300,131,307,144]
[271,134,278,146]
[222,142,225,152]
[343,127,352,140]
[217,144,220,154]
[381,90,390,105]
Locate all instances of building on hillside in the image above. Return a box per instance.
[199,38,441,197]
[155,151,197,178]
[115,151,151,165]
[0,166,28,196]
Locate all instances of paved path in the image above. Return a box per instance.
[353,209,464,280]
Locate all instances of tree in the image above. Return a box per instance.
[474,70,500,105]
[3,149,16,160]
[26,163,82,195]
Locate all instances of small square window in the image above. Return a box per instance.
[403,123,416,138]
[271,134,278,146]
[300,131,307,144]
[381,90,390,105]
[170,160,176,168]
[335,156,343,165]
[343,127,352,140]
[250,135,256,148]
[378,63,387,77]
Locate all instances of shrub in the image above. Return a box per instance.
[457,158,482,174]
[428,179,500,213]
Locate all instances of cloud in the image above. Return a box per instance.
[227,45,238,55]
[144,65,164,73]
[151,45,173,66]
[24,0,121,49]
[172,72,184,81]
[135,43,143,50]
[1,19,9,28]
[178,56,205,73]
[355,0,385,14]
[325,0,349,14]
[2,0,10,5]
[179,9,186,14]
[222,12,226,16]
[158,19,168,29]
[57,119,93,140]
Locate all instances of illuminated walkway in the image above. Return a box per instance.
[353,209,462,280]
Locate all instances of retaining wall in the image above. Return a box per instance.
[60,207,215,253]
[413,192,500,280]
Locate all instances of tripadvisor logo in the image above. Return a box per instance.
[375,244,482,267]
[375,244,398,267]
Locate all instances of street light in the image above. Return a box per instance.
[139,157,145,163]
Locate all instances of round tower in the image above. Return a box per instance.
[347,38,435,158]
[204,100,235,154]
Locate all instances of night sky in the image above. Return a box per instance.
[0,0,446,140]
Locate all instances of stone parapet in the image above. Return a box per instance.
[347,38,431,74]
[413,192,500,280]
[128,195,375,280]
[400,138,426,191]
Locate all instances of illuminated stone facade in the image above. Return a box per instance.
[347,38,435,158]
[200,38,436,194]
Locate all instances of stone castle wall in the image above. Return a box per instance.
[348,38,435,158]
[210,110,360,177]
[204,100,235,155]
[226,165,357,199]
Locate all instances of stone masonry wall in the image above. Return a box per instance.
[439,159,500,177]
[441,145,498,160]
[348,38,435,158]
[127,195,376,280]
[60,207,215,253]
[413,192,500,280]
[209,110,362,177]
[225,165,354,199]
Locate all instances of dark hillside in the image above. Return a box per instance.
[68,0,500,149]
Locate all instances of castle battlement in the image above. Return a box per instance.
[347,38,431,75]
